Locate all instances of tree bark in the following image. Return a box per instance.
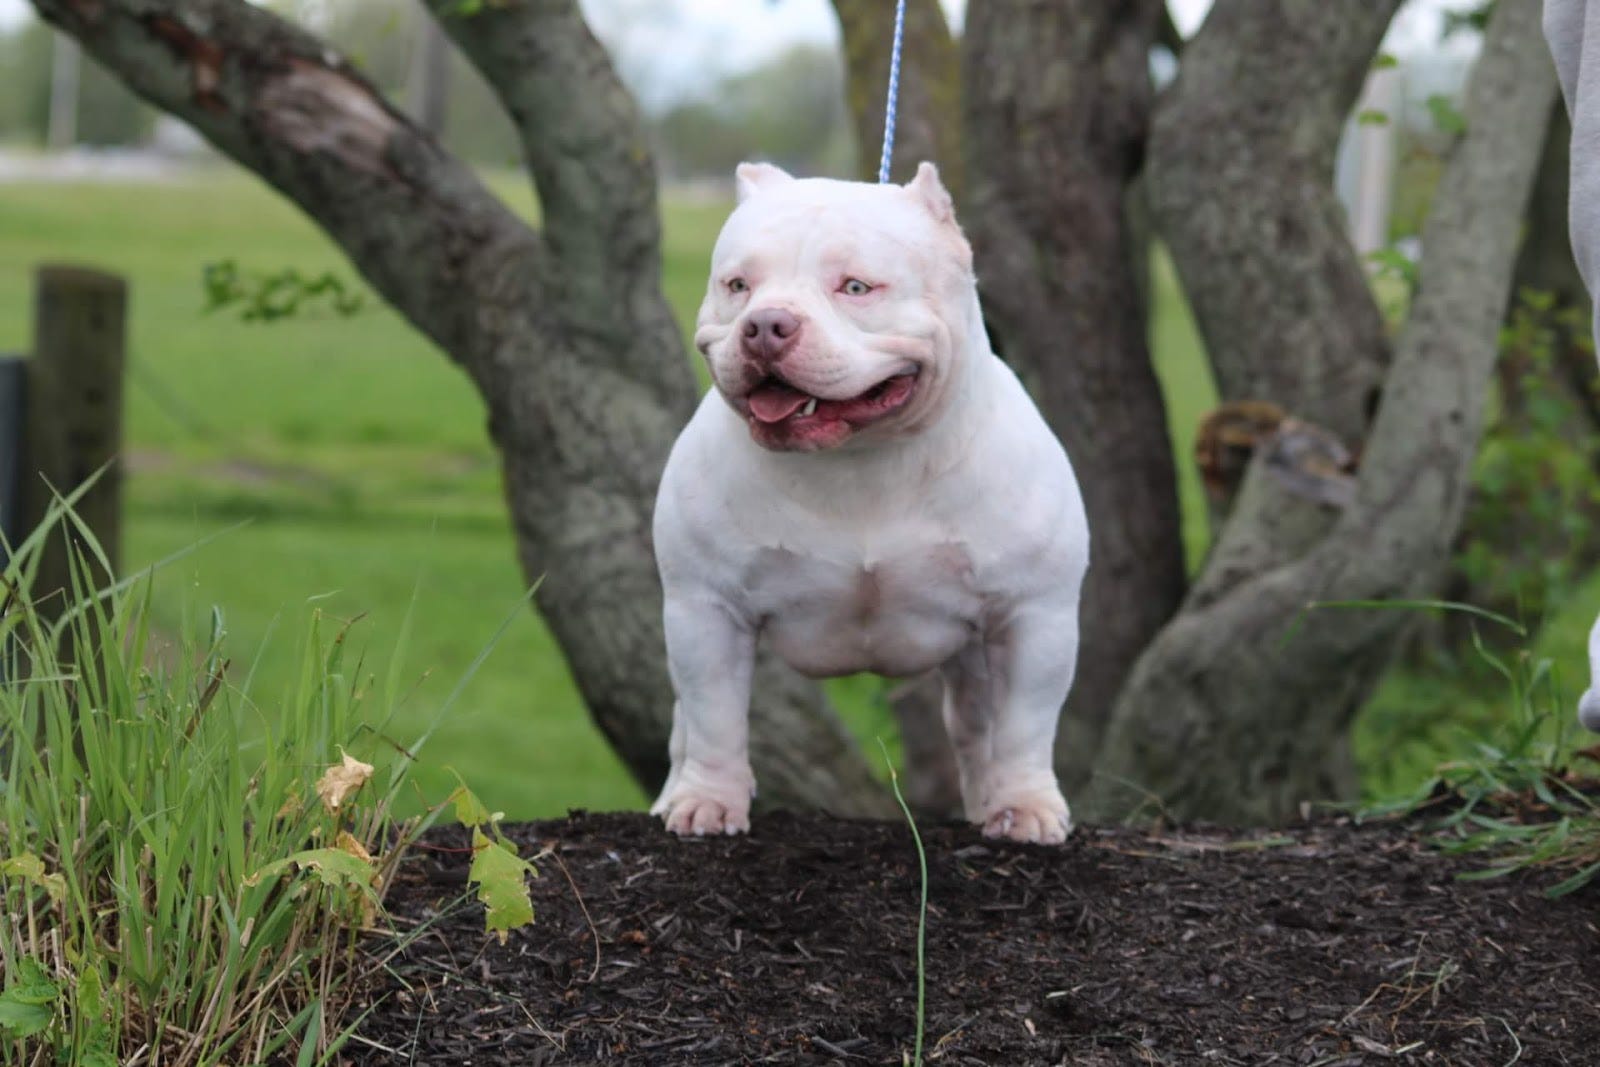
[1147,0,1401,445]
[962,0,1186,794]
[1085,0,1557,825]
[32,0,892,817]
[830,0,962,194]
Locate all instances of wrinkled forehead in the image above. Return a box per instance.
[711,181,941,274]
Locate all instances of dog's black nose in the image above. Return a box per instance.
[741,307,802,363]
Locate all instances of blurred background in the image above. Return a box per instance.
[1,0,1588,821]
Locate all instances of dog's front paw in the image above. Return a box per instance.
[980,788,1071,845]
[650,769,754,837]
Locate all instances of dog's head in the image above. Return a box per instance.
[694,161,978,452]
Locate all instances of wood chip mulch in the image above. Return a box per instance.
[347,810,1600,1065]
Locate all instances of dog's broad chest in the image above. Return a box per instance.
[740,533,982,679]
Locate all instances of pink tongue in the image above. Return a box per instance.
[747,381,811,424]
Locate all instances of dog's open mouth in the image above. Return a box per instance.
[745,371,919,429]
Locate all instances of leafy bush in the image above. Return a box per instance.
[1456,288,1600,626]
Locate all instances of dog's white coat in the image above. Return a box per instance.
[649,162,1089,842]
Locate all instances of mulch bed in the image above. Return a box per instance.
[349,810,1600,1065]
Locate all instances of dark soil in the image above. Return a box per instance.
[350,811,1600,1065]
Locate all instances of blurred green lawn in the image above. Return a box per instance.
[1,171,1591,818]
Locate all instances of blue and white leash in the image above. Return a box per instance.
[876,0,908,184]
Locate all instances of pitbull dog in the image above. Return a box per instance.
[649,161,1089,843]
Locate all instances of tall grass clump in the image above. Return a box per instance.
[1356,602,1600,897]
[0,498,528,1065]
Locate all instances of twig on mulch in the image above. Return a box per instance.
[547,844,601,983]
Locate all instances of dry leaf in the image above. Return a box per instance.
[335,830,375,866]
[315,749,374,813]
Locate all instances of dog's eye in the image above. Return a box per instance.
[839,278,874,297]
[727,277,748,294]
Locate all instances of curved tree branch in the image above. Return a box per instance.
[32,0,894,818]
[421,0,677,338]
[1086,0,1557,825]
[30,0,543,384]
[1148,0,1402,445]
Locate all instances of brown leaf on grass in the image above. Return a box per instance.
[316,749,374,813]
[335,830,374,866]
[336,830,380,928]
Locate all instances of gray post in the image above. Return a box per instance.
[0,356,24,571]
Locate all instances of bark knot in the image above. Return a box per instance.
[145,15,227,113]
[255,57,401,178]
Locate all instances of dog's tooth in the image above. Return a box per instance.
[802,398,818,417]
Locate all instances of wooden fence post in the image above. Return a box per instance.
[0,355,24,572]
[21,265,127,615]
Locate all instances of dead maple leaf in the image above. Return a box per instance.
[316,749,374,814]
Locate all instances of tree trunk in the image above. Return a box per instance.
[1085,0,1557,825]
[962,0,1187,794]
[830,0,962,194]
[31,0,893,818]
[1147,0,1401,446]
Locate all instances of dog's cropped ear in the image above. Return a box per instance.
[905,162,955,225]
[735,162,796,203]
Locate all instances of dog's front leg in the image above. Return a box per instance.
[943,601,1077,844]
[650,592,758,836]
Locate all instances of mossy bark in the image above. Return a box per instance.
[1086,0,1557,824]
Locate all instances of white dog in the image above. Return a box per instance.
[649,162,1089,843]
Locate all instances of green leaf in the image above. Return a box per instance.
[468,829,537,943]
[75,1021,118,1067]
[0,960,58,1037]
[1372,51,1399,70]
[1357,109,1389,126]
[78,1046,119,1067]
[0,997,51,1037]
[246,848,376,894]
[5,959,58,1005]
[452,783,493,829]
[1427,93,1467,136]
[1545,859,1600,898]
[1365,247,1420,288]
[76,965,105,1022]
[1,853,66,902]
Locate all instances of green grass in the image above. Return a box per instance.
[2,169,1576,818]
[0,497,471,1064]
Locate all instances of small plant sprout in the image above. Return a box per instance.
[877,739,926,1067]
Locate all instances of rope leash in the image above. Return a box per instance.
[876,0,908,184]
